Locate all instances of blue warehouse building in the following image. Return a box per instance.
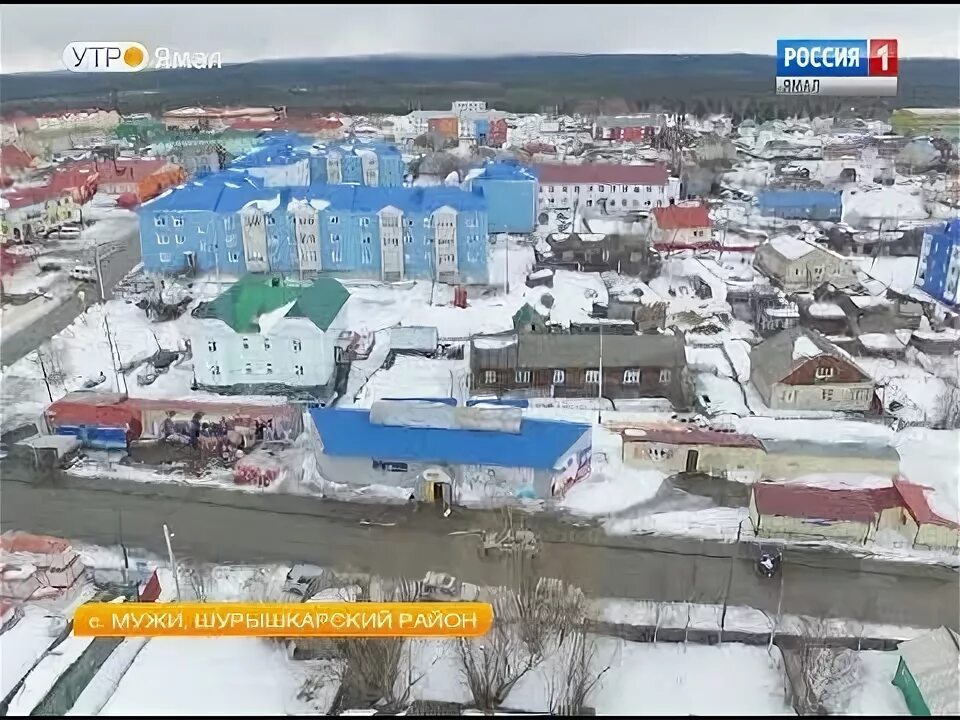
[308,141,405,187]
[757,189,843,221]
[468,160,538,234]
[916,220,960,307]
[139,172,490,284]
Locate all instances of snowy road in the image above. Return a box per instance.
[2,471,956,629]
[0,229,140,366]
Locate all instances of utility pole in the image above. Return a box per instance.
[720,519,744,639]
[102,312,124,394]
[94,242,106,303]
[597,321,604,424]
[35,351,54,403]
[163,523,181,601]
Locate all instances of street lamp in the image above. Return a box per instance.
[163,523,181,601]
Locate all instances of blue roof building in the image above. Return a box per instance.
[308,140,405,187]
[309,401,592,501]
[916,220,960,307]
[139,171,490,283]
[469,160,538,233]
[757,189,843,221]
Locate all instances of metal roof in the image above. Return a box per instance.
[309,405,589,469]
[195,276,350,333]
[897,627,960,715]
[516,333,683,369]
[533,163,670,185]
[750,327,868,389]
[753,482,902,523]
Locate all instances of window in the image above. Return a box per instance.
[659,368,672,383]
[781,389,796,403]
[822,388,835,401]
[172,216,183,227]
[466,216,477,227]
[210,364,221,376]
[329,215,340,224]
[814,366,834,380]
[242,337,250,350]
[266,363,273,374]
[244,363,252,374]
[623,369,641,384]
[362,236,372,244]
[154,216,166,227]
[649,446,673,462]
[156,234,170,245]
[159,253,171,263]
[586,200,593,207]
[403,233,413,244]
[633,186,641,193]
[562,186,568,192]
[228,252,240,262]
[621,199,627,206]
[360,217,370,227]
[656,200,662,207]
[175,235,185,245]
[552,369,565,385]
[294,364,304,376]
[585,369,600,384]
[573,186,580,194]
[292,339,302,352]
[597,184,605,193]
[484,370,497,384]
[588,185,594,192]
[207,341,217,352]
[361,246,372,264]
[372,460,409,472]
[515,370,531,384]
[622,185,628,192]
[646,186,652,192]
[263,338,271,351]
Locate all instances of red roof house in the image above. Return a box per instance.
[750,481,904,543]
[894,475,960,551]
[651,203,713,247]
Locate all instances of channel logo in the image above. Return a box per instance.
[776,39,898,97]
[63,42,149,73]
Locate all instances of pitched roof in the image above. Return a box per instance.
[753,482,902,523]
[750,327,869,388]
[621,424,765,451]
[533,163,670,186]
[0,145,33,170]
[516,332,683,369]
[309,404,589,469]
[195,276,350,333]
[894,476,960,529]
[896,627,960,715]
[651,203,711,230]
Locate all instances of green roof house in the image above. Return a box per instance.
[192,275,350,389]
[893,626,960,716]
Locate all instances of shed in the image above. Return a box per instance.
[621,424,766,480]
[894,476,960,552]
[759,439,900,478]
[389,326,439,355]
[893,626,960,716]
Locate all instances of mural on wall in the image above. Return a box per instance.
[551,447,592,497]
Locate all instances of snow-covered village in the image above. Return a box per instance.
[1,6,959,717]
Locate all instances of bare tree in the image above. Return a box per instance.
[545,625,610,716]
[457,619,538,713]
[333,576,429,712]
[933,385,960,429]
[179,561,210,602]
[792,618,861,715]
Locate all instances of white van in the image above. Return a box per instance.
[69,265,97,283]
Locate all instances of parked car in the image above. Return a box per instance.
[69,264,97,283]
[38,256,71,272]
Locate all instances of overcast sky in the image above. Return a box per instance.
[1,3,957,74]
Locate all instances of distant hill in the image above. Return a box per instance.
[2,54,957,118]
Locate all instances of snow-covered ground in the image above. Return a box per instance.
[830,650,909,715]
[1,605,72,700]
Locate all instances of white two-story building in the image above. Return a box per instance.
[533,163,682,216]
[191,276,350,390]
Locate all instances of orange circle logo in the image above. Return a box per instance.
[123,46,145,68]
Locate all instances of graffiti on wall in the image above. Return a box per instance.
[551,447,592,497]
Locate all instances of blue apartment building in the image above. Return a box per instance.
[468,160,538,233]
[916,219,960,306]
[139,172,489,284]
[757,189,843,221]
[308,141,405,187]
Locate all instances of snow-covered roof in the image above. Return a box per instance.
[792,335,822,360]
[897,627,960,715]
[766,235,819,260]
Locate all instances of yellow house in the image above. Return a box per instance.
[621,425,767,481]
[759,438,900,479]
[895,477,960,553]
[749,481,905,544]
